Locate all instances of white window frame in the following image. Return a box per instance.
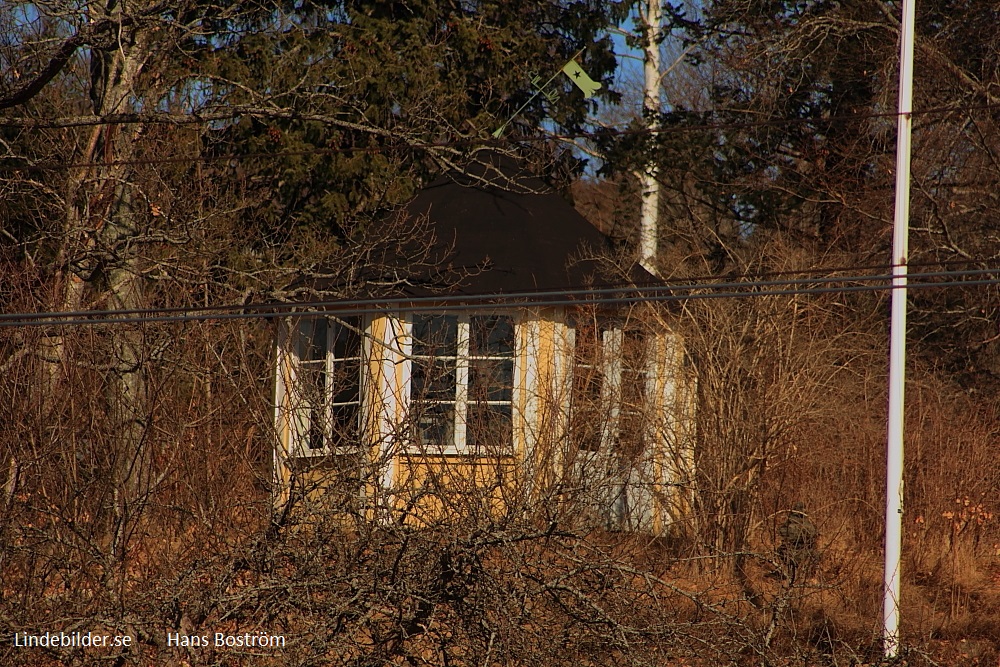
[406,312,516,456]
[568,322,659,530]
[289,315,368,458]
[569,325,655,452]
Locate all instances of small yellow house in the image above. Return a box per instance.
[273,156,695,533]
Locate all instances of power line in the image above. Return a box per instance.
[2,99,999,173]
[2,267,996,328]
[1,97,993,134]
[2,252,988,329]
[0,266,974,323]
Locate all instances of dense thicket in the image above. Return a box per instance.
[585,0,1000,658]
[598,0,1000,383]
[3,0,1000,664]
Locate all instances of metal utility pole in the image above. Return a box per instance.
[884,0,916,658]
[638,0,662,276]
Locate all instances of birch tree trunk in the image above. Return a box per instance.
[637,0,662,276]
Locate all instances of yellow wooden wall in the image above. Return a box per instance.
[273,309,696,532]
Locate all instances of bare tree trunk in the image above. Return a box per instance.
[106,187,151,558]
[59,1,154,555]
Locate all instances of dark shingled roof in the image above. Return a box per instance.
[289,153,656,304]
[395,154,653,298]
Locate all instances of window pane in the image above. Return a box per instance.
[412,359,456,400]
[294,316,365,453]
[415,405,455,446]
[413,314,458,356]
[572,349,604,453]
[622,368,646,406]
[574,367,602,404]
[467,404,512,451]
[410,315,462,450]
[469,359,513,403]
[575,420,603,453]
[308,412,326,450]
[622,330,648,372]
[303,364,327,451]
[571,321,605,452]
[296,317,328,452]
[331,404,359,443]
[330,317,361,360]
[332,358,361,405]
[410,313,515,453]
[470,315,514,356]
[617,411,647,459]
[298,317,327,362]
[618,330,648,459]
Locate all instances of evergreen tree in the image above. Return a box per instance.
[192,0,621,248]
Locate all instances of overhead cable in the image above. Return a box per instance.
[2,267,997,328]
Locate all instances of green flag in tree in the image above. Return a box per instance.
[561,60,602,98]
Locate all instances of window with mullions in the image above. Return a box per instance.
[569,321,657,530]
[294,316,363,455]
[569,323,651,456]
[570,320,606,453]
[410,314,514,454]
[616,330,651,460]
